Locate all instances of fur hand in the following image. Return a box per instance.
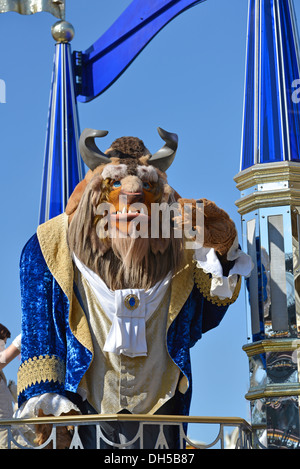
[177,198,237,256]
[34,409,78,449]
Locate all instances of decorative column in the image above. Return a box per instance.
[235,0,300,449]
[39,20,85,224]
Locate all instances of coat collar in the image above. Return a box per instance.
[37,213,73,299]
[37,213,94,354]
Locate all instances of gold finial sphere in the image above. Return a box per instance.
[51,20,75,43]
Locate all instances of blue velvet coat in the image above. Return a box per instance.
[17,214,240,416]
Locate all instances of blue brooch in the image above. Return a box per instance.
[124,294,140,310]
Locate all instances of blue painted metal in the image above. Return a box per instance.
[39,42,85,224]
[240,0,300,170]
[75,0,206,103]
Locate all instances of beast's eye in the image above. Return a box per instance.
[143,182,151,190]
[112,180,121,188]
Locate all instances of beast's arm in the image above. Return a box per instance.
[177,197,236,256]
[18,234,68,404]
[17,234,80,448]
[177,196,252,303]
[176,199,252,351]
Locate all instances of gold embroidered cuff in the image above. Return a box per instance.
[194,264,241,306]
[17,355,65,395]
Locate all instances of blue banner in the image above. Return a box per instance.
[75,0,205,102]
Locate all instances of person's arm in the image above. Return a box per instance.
[0,342,20,370]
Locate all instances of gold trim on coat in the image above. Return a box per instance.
[18,355,65,395]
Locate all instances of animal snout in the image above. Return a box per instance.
[120,190,144,204]
[120,175,144,204]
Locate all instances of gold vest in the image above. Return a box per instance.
[74,269,180,414]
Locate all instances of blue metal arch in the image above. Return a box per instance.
[74,0,206,102]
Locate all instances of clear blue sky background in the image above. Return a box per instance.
[1,0,300,445]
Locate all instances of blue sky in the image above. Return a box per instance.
[1,0,300,445]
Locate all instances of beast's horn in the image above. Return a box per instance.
[79,128,110,170]
[148,127,178,172]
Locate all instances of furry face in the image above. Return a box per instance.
[67,137,183,290]
[103,160,164,237]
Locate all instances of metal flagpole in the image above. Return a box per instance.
[39,19,85,223]
[0,0,78,224]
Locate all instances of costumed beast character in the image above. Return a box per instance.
[16,127,252,448]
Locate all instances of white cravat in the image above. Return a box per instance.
[72,254,171,357]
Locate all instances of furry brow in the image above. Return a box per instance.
[136,165,158,183]
[101,164,128,180]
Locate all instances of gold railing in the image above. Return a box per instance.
[0,414,252,449]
